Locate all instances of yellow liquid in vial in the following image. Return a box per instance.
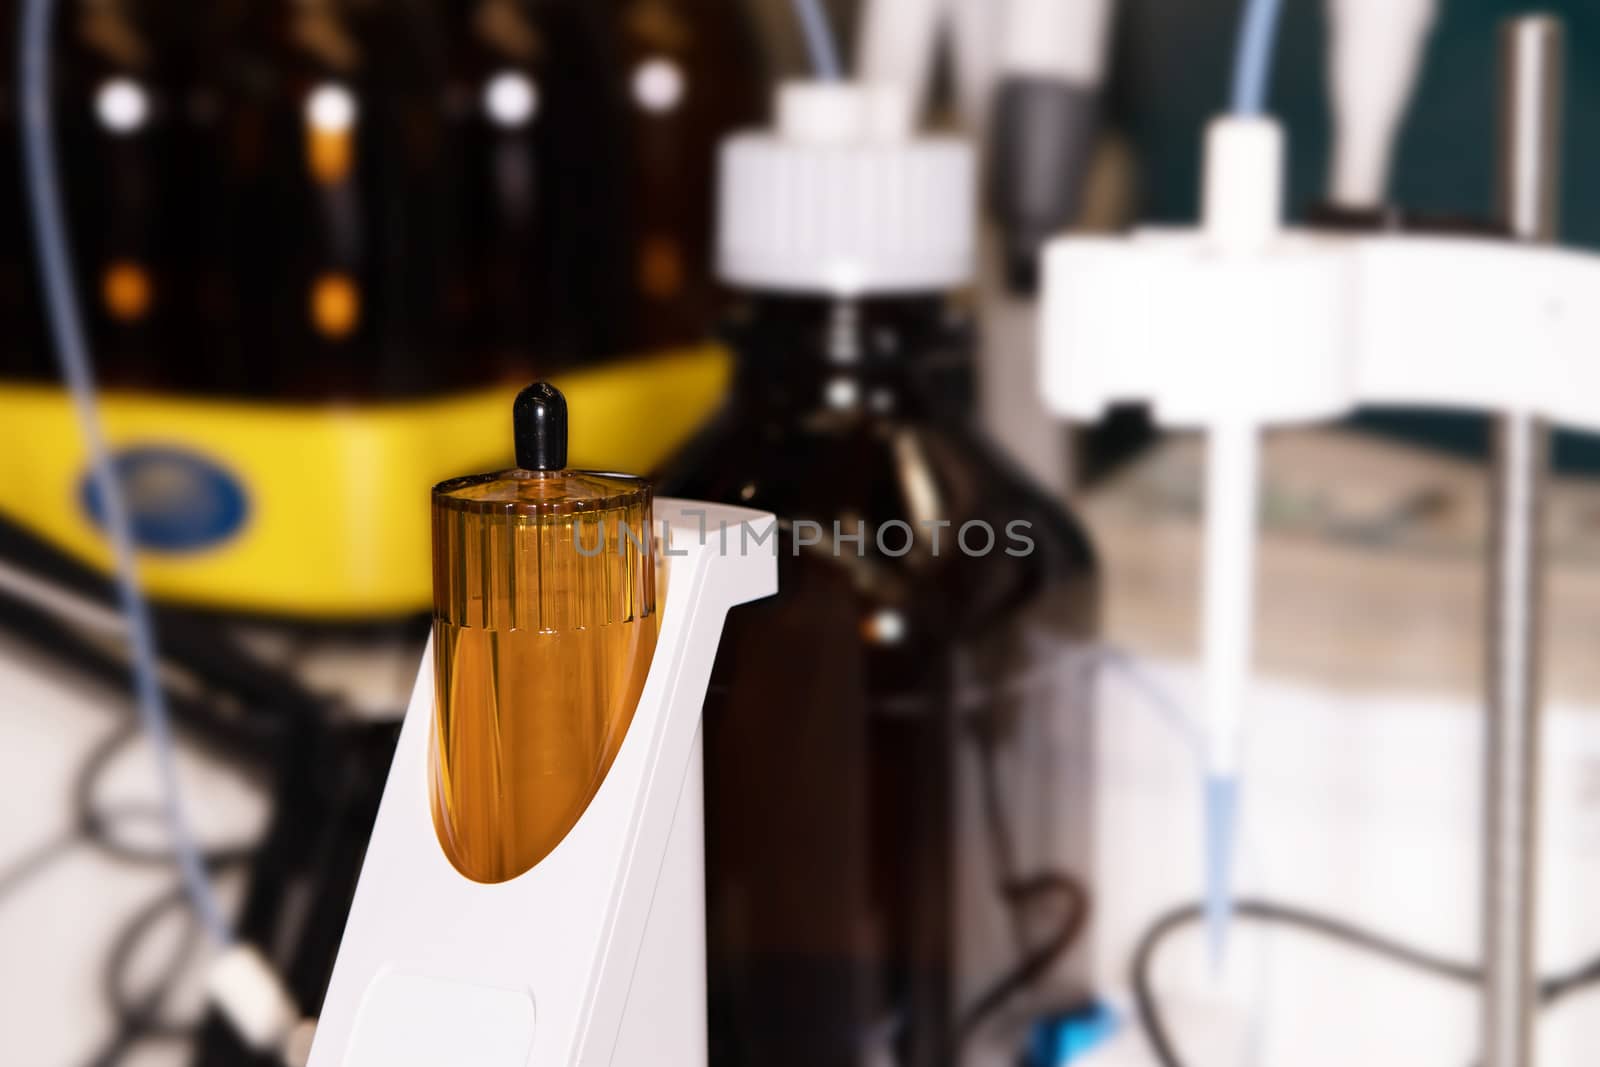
[430,499,657,883]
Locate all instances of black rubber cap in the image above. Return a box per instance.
[513,382,568,471]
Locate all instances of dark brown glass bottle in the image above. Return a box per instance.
[441,0,637,375]
[53,0,175,389]
[440,0,554,385]
[169,0,270,395]
[658,292,1099,1067]
[608,0,764,350]
[0,7,51,382]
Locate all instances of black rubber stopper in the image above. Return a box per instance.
[513,382,567,471]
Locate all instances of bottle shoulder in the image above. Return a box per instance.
[657,407,1097,601]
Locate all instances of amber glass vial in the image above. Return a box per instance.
[430,384,657,883]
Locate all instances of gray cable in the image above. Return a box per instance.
[789,0,844,80]
[17,0,231,943]
[1229,0,1286,115]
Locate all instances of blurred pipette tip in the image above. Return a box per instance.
[1203,772,1240,971]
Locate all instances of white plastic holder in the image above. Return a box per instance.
[1041,117,1600,777]
[1040,227,1600,429]
[306,501,777,1067]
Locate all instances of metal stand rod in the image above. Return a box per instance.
[1483,16,1562,1067]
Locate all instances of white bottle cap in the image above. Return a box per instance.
[717,81,976,295]
[1202,116,1285,252]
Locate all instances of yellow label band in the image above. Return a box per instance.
[0,346,729,618]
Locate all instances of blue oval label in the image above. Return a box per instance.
[80,447,249,552]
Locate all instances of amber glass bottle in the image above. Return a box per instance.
[609,0,764,350]
[53,0,175,389]
[658,84,1099,1067]
[0,7,49,382]
[431,384,658,882]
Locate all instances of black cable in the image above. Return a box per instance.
[0,570,338,1064]
[0,799,255,1064]
[85,852,253,1067]
[0,565,300,761]
[950,872,1089,1063]
[44,726,263,1066]
[80,1019,181,1067]
[972,712,1026,951]
[79,882,208,1067]
[1540,955,1600,1008]
[947,716,1093,1063]
[1131,898,1600,1067]
[0,808,195,907]
[103,877,212,1039]
[0,827,85,912]
[0,739,253,911]
[73,724,258,867]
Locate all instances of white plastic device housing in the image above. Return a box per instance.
[1041,228,1600,429]
[306,501,777,1067]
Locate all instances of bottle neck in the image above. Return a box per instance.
[725,290,971,416]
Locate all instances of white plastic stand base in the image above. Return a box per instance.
[306,501,777,1067]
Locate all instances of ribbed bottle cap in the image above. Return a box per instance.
[717,81,977,295]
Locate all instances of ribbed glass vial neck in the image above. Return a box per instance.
[431,469,655,633]
[433,467,651,517]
